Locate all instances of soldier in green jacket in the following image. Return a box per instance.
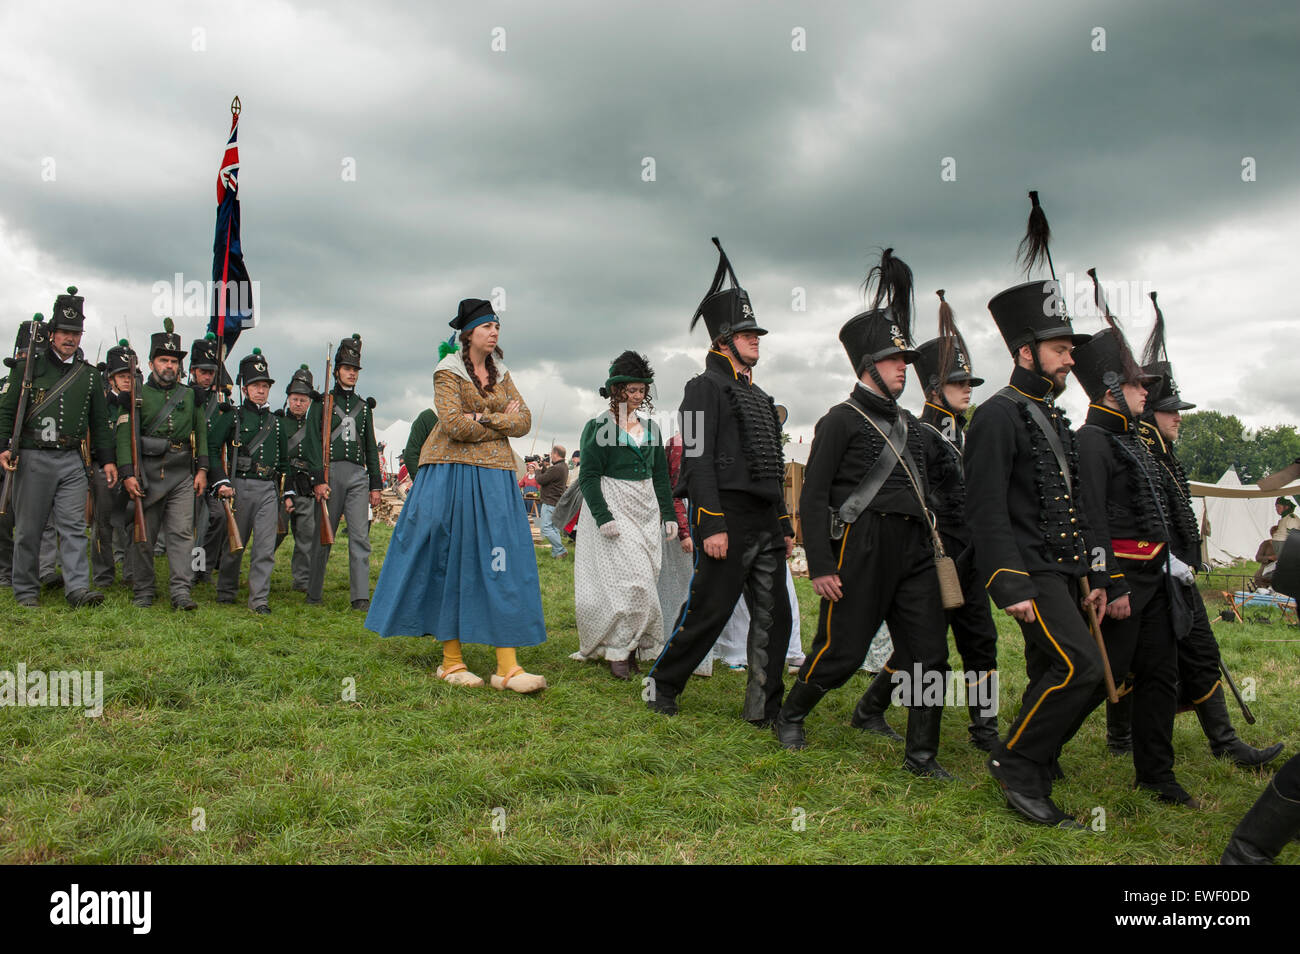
[402,407,438,480]
[189,332,234,581]
[211,349,288,614]
[117,320,209,609]
[90,339,136,589]
[0,288,117,607]
[307,334,382,610]
[0,319,49,589]
[273,364,327,591]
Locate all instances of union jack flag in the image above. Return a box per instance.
[209,96,254,350]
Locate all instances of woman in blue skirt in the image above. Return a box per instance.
[365,298,547,693]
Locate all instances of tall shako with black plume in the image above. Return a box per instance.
[838,247,918,405]
[691,236,767,366]
[914,289,984,413]
[1073,267,1148,422]
[987,192,1089,370]
[1141,291,1196,414]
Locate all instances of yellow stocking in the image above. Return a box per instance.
[495,647,518,677]
[441,639,465,670]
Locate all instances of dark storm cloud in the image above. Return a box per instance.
[1,0,1296,445]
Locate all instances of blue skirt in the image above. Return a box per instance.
[365,463,548,647]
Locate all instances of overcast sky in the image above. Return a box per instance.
[2,0,1297,455]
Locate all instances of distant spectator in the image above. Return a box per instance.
[1272,498,1300,544]
[536,444,569,558]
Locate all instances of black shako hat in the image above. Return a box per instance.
[286,364,315,396]
[237,348,274,387]
[988,192,1089,354]
[692,237,767,341]
[189,332,221,372]
[6,315,47,368]
[335,333,363,370]
[105,339,137,377]
[1141,291,1196,413]
[914,289,984,392]
[1071,328,1161,402]
[49,286,86,333]
[839,248,919,377]
[149,317,188,361]
[1273,530,1300,600]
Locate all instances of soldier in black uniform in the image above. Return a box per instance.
[189,333,234,582]
[647,238,794,725]
[1221,537,1300,863]
[776,250,952,779]
[0,289,118,608]
[211,349,288,614]
[965,197,1111,827]
[1111,293,1282,768]
[1071,301,1198,808]
[274,364,327,592]
[852,291,999,752]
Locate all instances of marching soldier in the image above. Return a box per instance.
[0,289,118,607]
[274,364,327,592]
[89,340,136,588]
[307,334,382,611]
[189,333,233,581]
[211,349,288,614]
[776,249,953,779]
[1,319,48,589]
[117,319,208,609]
[647,238,795,725]
[1070,304,1198,807]
[1117,293,1282,768]
[964,195,1109,828]
[851,292,999,753]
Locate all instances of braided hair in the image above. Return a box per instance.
[460,329,504,395]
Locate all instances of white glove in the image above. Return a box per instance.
[664,521,677,541]
[1166,553,1195,586]
[599,521,620,539]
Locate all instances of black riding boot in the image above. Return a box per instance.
[903,705,955,780]
[1221,779,1300,864]
[1195,686,1284,768]
[773,680,826,751]
[1105,695,1133,756]
[850,670,902,741]
[967,704,999,752]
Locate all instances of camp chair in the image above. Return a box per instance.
[1221,589,1297,624]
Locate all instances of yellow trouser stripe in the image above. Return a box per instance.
[805,524,852,682]
[1007,600,1074,750]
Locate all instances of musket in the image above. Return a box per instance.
[127,351,149,543]
[219,443,244,554]
[1080,578,1120,704]
[1219,659,1256,725]
[318,345,336,546]
[0,317,43,515]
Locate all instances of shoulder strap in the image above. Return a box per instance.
[286,419,309,455]
[331,396,363,442]
[242,413,277,458]
[837,399,918,524]
[996,386,1073,496]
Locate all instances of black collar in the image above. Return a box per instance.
[705,349,751,383]
[1008,364,1055,402]
[1085,403,1131,434]
[851,383,898,421]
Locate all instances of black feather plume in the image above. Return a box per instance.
[935,289,965,385]
[1142,291,1167,367]
[863,247,914,345]
[692,236,736,332]
[1016,190,1054,278]
[1088,267,1142,382]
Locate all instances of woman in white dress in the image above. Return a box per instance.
[573,352,677,679]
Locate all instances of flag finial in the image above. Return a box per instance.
[231,95,241,116]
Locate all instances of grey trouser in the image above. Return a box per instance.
[0,506,12,583]
[39,516,59,579]
[308,460,371,602]
[274,492,317,590]
[12,449,91,601]
[90,463,128,587]
[217,477,278,609]
[129,447,198,603]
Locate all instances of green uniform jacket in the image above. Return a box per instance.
[402,407,438,476]
[0,349,114,465]
[577,413,674,527]
[114,375,209,479]
[277,402,325,485]
[324,387,382,490]
[194,385,235,487]
[209,401,289,485]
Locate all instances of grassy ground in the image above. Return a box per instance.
[1,525,1296,864]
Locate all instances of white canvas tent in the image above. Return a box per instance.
[375,419,411,474]
[1190,468,1295,566]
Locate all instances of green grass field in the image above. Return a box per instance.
[1,525,1296,864]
